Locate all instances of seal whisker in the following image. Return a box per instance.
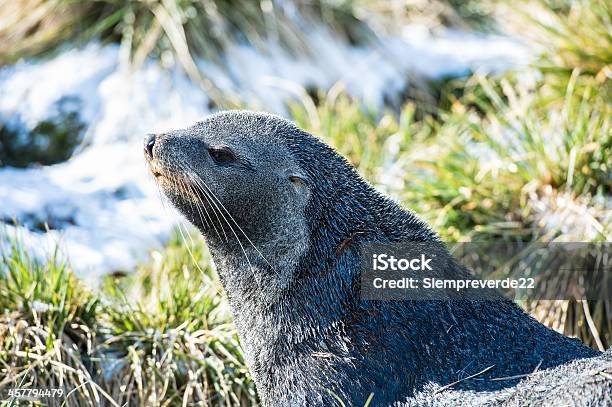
[181,167,230,244]
[186,172,262,287]
[187,170,275,271]
[186,175,229,242]
[153,179,169,212]
[186,174,249,250]
[150,167,228,301]
[177,177,214,252]
[168,174,215,282]
[186,172,257,254]
[179,175,219,242]
[180,176,212,231]
[170,162,225,243]
[176,216,209,276]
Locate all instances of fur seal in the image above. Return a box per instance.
[144,111,609,406]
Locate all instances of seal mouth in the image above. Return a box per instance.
[146,160,169,181]
[148,163,193,195]
[151,169,171,183]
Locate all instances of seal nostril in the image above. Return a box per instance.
[145,134,156,157]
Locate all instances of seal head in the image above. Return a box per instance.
[145,112,312,299]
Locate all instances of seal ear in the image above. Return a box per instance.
[286,170,310,199]
[289,174,307,188]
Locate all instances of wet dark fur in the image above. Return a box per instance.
[146,111,609,406]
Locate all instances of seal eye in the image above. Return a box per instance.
[209,147,236,165]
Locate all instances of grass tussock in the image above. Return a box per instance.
[0,231,254,406]
[404,74,609,241]
[99,234,255,406]
[354,0,495,32]
[0,231,109,406]
[0,0,368,104]
[0,0,495,65]
[0,0,495,105]
[291,94,435,181]
[525,0,611,101]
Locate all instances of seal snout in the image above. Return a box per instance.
[143,134,164,179]
[144,134,156,159]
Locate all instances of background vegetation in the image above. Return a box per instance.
[0,0,610,405]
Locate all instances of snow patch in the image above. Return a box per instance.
[0,25,530,282]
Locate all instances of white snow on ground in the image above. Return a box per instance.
[0,143,176,282]
[0,24,530,283]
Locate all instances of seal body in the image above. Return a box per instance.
[145,111,607,406]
